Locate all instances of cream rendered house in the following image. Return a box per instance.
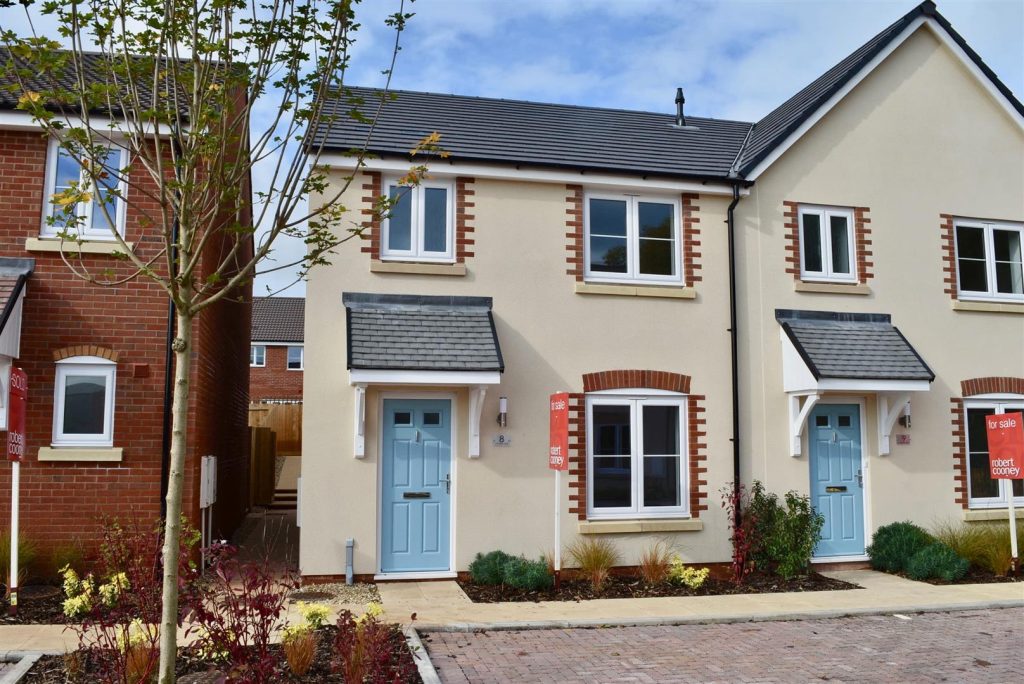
[301,1,1024,580]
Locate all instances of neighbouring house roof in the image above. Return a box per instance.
[343,293,504,372]
[252,296,305,343]
[311,2,1021,182]
[776,309,934,382]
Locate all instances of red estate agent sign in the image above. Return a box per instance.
[7,368,27,462]
[549,392,569,471]
[986,412,1024,480]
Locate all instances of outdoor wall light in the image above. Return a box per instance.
[898,401,912,428]
[497,396,508,427]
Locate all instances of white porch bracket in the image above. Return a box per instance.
[353,383,367,458]
[468,385,487,458]
[877,392,911,456]
[788,393,821,457]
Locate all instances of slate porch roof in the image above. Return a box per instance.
[0,258,34,338]
[251,296,305,343]
[776,309,934,382]
[343,293,504,372]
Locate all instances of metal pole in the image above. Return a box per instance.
[554,468,561,589]
[1009,490,1019,574]
[9,460,19,615]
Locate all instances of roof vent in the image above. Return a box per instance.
[675,87,686,126]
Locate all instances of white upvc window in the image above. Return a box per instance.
[250,345,266,367]
[584,193,682,284]
[586,393,689,519]
[964,398,1024,509]
[381,178,455,262]
[287,345,303,370]
[954,219,1024,302]
[798,205,856,282]
[52,356,116,447]
[42,138,127,240]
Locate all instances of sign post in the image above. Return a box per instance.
[985,411,1023,573]
[7,368,27,615]
[549,392,569,588]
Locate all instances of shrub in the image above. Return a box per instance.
[567,537,620,591]
[469,550,513,585]
[282,624,318,677]
[767,491,824,580]
[746,481,780,571]
[906,542,969,582]
[638,542,672,584]
[333,605,416,683]
[933,520,1023,576]
[0,532,38,589]
[502,555,553,591]
[667,557,710,589]
[721,483,757,583]
[867,521,933,573]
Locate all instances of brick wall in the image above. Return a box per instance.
[564,184,584,281]
[940,214,957,299]
[681,193,702,286]
[249,345,303,401]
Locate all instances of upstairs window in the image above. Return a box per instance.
[799,205,856,282]
[52,356,116,447]
[585,194,681,284]
[381,180,454,262]
[287,346,303,370]
[250,345,266,367]
[43,139,126,240]
[955,219,1024,301]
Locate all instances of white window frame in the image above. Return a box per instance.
[250,345,266,367]
[583,192,683,285]
[798,205,857,283]
[954,219,1024,303]
[42,137,128,241]
[964,397,1024,509]
[52,356,116,447]
[380,178,455,262]
[586,392,689,519]
[287,345,304,371]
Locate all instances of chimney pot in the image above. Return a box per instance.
[675,87,686,126]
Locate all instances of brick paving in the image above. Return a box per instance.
[423,608,1024,683]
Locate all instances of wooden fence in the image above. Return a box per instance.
[250,426,276,507]
[248,402,302,456]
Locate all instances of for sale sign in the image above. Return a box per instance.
[7,368,26,462]
[549,392,569,471]
[986,412,1024,480]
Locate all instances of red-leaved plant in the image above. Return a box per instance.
[332,610,417,684]
[721,483,758,584]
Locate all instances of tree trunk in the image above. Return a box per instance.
[158,307,193,684]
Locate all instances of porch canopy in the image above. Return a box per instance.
[343,292,504,458]
[0,258,33,430]
[776,309,934,456]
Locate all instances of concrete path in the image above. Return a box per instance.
[377,570,1024,630]
[424,607,1024,683]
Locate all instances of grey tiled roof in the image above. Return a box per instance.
[252,296,304,343]
[344,293,504,372]
[776,310,934,382]
[313,86,753,180]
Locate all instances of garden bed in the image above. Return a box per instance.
[915,567,1021,586]
[458,571,859,603]
[18,625,423,683]
[0,586,72,625]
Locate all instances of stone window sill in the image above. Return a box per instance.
[370,260,466,276]
[952,300,1024,315]
[578,519,703,534]
[38,447,123,462]
[962,508,1023,522]
[26,237,134,256]
[795,281,871,295]
[575,282,696,299]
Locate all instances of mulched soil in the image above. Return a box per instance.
[20,625,422,683]
[0,586,73,625]
[458,571,860,603]
[918,567,1022,585]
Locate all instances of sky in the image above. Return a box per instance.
[4,1,1022,296]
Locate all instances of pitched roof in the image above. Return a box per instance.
[343,293,504,372]
[0,258,34,338]
[738,1,1024,176]
[776,310,934,382]
[313,87,753,180]
[251,296,305,343]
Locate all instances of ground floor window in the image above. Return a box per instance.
[587,394,688,518]
[965,399,1024,508]
[52,356,116,447]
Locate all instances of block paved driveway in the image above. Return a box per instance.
[422,608,1024,683]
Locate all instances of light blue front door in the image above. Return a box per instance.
[381,399,452,573]
[809,404,865,557]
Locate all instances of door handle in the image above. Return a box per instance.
[444,473,451,494]
[856,469,863,488]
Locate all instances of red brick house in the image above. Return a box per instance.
[250,296,304,404]
[0,54,253,568]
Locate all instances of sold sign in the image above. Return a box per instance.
[986,412,1024,480]
[7,368,27,462]
[548,392,569,471]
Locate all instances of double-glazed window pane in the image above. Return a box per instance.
[802,213,823,272]
[956,226,988,292]
[50,146,121,233]
[287,346,303,370]
[642,405,681,508]
[91,148,122,231]
[62,374,107,435]
[387,185,413,251]
[966,408,999,499]
[589,199,628,274]
[956,222,1024,298]
[638,202,675,276]
[423,187,448,253]
[250,345,265,366]
[993,229,1023,295]
[829,215,851,274]
[51,148,82,227]
[384,184,451,258]
[801,208,853,279]
[592,404,632,509]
